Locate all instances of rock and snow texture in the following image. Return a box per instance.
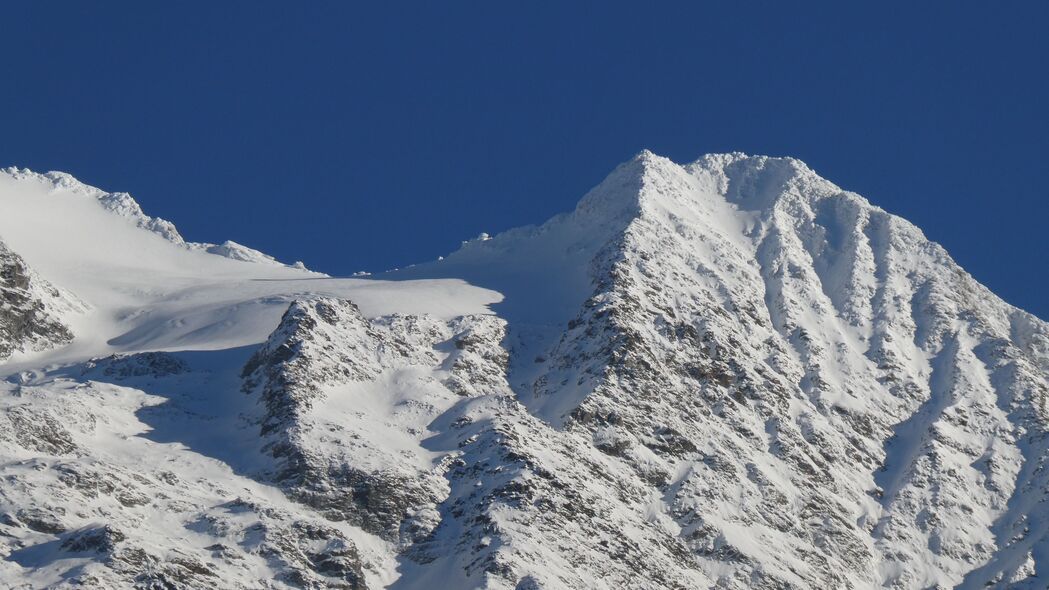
[0,155,1048,589]
[0,239,82,361]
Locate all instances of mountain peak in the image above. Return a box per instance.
[1,166,106,197]
[0,166,313,271]
[573,151,840,225]
[1,166,187,244]
[572,149,684,220]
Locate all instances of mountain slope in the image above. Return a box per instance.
[392,151,1049,588]
[0,155,1047,589]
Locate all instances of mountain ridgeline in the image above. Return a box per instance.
[0,154,1046,589]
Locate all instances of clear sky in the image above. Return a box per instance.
[1,2,1046,319]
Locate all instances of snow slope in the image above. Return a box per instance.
[0,168,499,364]
[1,155,1048,589]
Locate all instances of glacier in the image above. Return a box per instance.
[0,153,1046,589]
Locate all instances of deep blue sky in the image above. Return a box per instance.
[1,2,1046,319]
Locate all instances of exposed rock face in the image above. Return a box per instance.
[0,403,78,455]
[0,239,77,360]
[81,351,191,379]
[241,298,510,548]
[0,373,376,590]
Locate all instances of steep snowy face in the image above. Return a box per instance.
[548,153,1049,588]
[1,167,286,258]
[2,154,1049,589]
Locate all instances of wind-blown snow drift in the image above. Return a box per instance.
[0,154,1047,589]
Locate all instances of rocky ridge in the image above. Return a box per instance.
[0,238,82,361]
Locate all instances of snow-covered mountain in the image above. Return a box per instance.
[0,153,1046,589]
